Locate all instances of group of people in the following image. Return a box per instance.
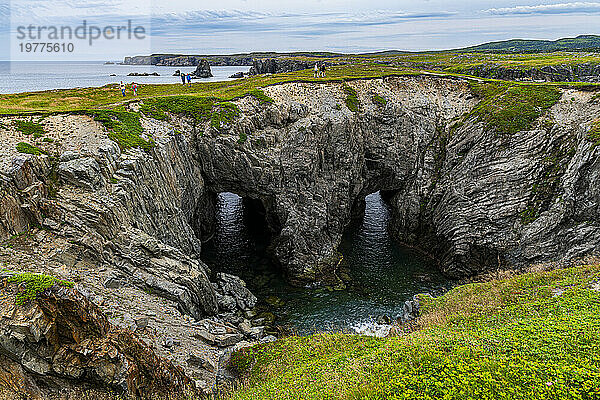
[119,81,138,97]
[314,63,327,77]
[181,73,192,86]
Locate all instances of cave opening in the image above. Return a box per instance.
[339,191,449,311]
[200,190,452,335]
[200,192,285,289]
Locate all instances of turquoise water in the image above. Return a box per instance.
[201,192,453,335]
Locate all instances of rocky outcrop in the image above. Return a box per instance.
[248,58,310,75]
[457,63,600,82]
[127,72,160,77]
[2,76,600,287]
[1,75,600,394]
[0,273,199,399]
[193,77,600,281]
[213,273,257,314]
[0,116,219,319]
[193,60,213,78]
[123,55,254,66]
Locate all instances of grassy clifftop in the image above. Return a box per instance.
[225,263,600,400]
[0,63,413,114]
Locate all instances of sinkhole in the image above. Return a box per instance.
[200,191,452,336]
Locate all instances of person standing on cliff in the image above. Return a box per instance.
[181,73,186,85]
[314,63,319,78]
[120,81,126,97]
[320,63,326,77]
[131,82,138,96]
[186,73,192,87]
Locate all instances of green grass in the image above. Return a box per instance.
[344,83,360,113]
[6,272,74,305]
[139,96,241,130]
[248,88,274,105]
[0,63,411,114]
[140,96,215,122]
[226,264,600,400]
[468,82,562,135]
[210,102,240,130]
[89,110,154,150]
[372,94,387,106]
[16,142,46,155]
[14,120,45,136]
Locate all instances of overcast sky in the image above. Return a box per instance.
[2,0,600,59]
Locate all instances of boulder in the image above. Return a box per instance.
[214,273,257,312]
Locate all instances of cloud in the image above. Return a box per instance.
[485,2,600,15]
[150,9,458,37]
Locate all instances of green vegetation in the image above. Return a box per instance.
[343,83,360,112]
[6,272,74,305]
[210,102,240,130]
[226,263,600,400]
[468,82,562,135]
[16,142,46,155]
[89,110,154,151]
[520,206,537,225]
[0,63,412,114]
[248,88,274,105]
[459,34,600,54]
[14,120,45,136]
[140,96,240,130]
[140,96,215,122]
[238,132,248,144]
[372,94,387,106]
[588,119,600,148]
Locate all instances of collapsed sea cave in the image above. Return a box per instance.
[200,191,453,335]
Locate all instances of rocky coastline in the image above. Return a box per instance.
[1,75,599,397]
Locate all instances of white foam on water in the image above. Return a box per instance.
[350,320,393,338]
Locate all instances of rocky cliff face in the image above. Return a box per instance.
[458,63,600,82]
[1,75,599,393]
[248,58,310,75]
[193,76,600,280]
[123,55,254,66]
[0,112,273,394]
[0,272,198,399]
[2,76,599,285]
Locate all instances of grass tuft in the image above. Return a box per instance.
[90,110,154,150]
[6,272,74,305]
[140,96,241,130]
[343,83,359,113]
[16,142,46,155]
[372,94,387,106]
[248,88,274,105]
[224,264,600,400]
[587,119,600,148]
[468,82,562,135]
[14,120,45,136]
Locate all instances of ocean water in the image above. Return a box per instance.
[201,192,454,336]
[0,61,251,94]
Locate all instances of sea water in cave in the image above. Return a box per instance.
[201,191,453,336]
